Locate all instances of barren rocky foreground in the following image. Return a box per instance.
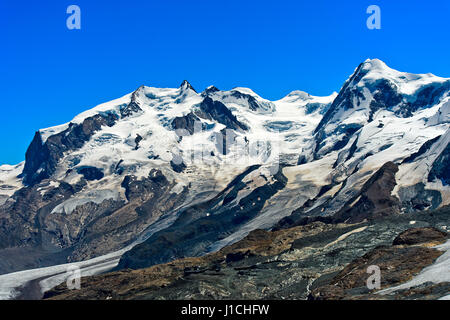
[44,205,449,300]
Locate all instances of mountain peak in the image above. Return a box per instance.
[179,80,197,93]
[203,85,220,95]
[352,58,448,94]
[346,59,392,85]
[361,58,389,71]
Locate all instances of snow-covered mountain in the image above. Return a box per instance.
[0,59,449,299]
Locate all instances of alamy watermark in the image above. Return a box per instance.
[367,5,381,30]
[66,5,81,30]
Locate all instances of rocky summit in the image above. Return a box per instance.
[0,59,449,300]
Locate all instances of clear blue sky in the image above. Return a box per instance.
[1,0,449,165]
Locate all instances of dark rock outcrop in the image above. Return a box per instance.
[397,182,442,213]
[309,245,444,300]
[120,101,142,118]
[121,86,143,118]
[367,79,403,121]
[332,161,400,223]
[428,141,450,185]
[275,161,401,230]
[228,90,261,111]
[134,134,143,150]
[402,135,442,164]
[22,113,118,186]
[404,81,450,116]
[171,112,203,135]
[314,123,362,158]
[392,227,447,246]
[121,169,169,202]
[0,180,79,251]
[213,128,238,155]
[179,80,197,93]
[314,62,368,135]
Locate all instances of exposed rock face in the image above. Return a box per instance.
[202,87,272,112]
[67,169,186,262]
[76,166,104,181]
[44,207,450,300]
[169,158,186,173]
[195,97,248,131]
[120,101,142,118]
[1,60,449,298]
[314,123,362,158]
[402,135,442,164]
[428,141,450,185]
[227,90,261,111]
[0,180,81,249]
[201,86,220,96]
[332,161,400,223]
[392,227,447,246]
[314,63,368,135]
[22,113,118,186]
[309,246,443,300]
[407,81,450,115]
[397,182,442,213]
[116,167,287,270]
[214,128,238,155]
[275,161,401,230]
[0,168,186,272]
[121,169,168,202]
[121,86,143,118]
[134,134,143,150]
[367,79,404,120]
